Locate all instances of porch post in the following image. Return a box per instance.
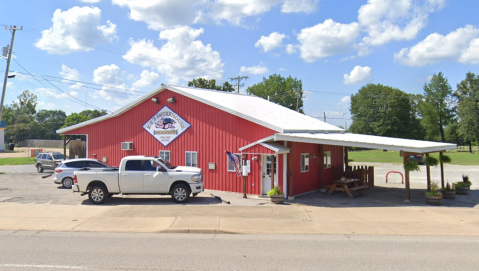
[425,153,431,192]
[63,135,66,159]
[319,144,325,188]
[439,152,445,188]
[271,155,275,189]
[403,156,411,201]
[288,142,294,197]
[344,146,349,169]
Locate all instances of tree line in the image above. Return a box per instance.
[349,71,479,151]
[2,90,107,143]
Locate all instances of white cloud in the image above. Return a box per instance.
[79,0,101,3]
[35,6,117,54]
[297,19,359,62]
[60,65,82,89]
[70,82,84,89]
[255,32,287,52]
[343,66,372,85]
[37,101,57,110]
[285,44,297,54]
[240,63,269,75]
[112,0,204,30]
[123,26,224,84]
[132,70,160,89]
[6,82,13,88]
[92,64,133,103]
[357,0,445,53]
[394,25,479,66]
[337,96,351,108]
[36,87,78,99]
[113,0,318,29]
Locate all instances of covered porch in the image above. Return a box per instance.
[245,133,456,201]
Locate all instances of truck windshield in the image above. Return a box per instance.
[158,158,177,169]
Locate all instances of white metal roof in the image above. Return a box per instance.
[239,141,291,154]
[57,84,343,134]
[272,133,457,153]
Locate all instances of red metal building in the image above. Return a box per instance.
[57,84,345,198]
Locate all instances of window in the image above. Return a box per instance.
[87,161,107,168]
[227,154,241,172]
[324,151,331,169]
[144,160,161,171]
[125,160,142,171]
[265,156,276,175]
[41,154,47,159]
[185,151,198,167]
[159,150,171,162]
[66,161,88,168]
[300,153,309,172]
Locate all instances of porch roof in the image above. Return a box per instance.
[245,133,456,153]
[273,133,456,153]
[239,141,291,154]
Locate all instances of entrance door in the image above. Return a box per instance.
[261,155,277,194]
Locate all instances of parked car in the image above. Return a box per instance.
[54,158,111,188]
[35,152,68,173]
[408,154,424,165]
[73,156,203,204]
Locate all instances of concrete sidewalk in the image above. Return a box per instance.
[1,202,478,236]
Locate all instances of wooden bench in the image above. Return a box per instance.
[348,185,368,191]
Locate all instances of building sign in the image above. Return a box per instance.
[143,106,191,146]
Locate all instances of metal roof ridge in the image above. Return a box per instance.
[162,83,258,97]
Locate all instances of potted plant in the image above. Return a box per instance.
[441,182,455,200]
[267,186,284,204]
[404,160,420,172]
[425,182,442,206]
[455,174,472,195]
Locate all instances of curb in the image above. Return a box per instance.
[160,228,238,234]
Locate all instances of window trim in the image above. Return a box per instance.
[300,153,309,173]
[185,151,198,167]
[159,150,171,162]
[324,151,331,169]
[227,153,241,172]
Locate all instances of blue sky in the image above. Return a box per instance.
[1,0,478,128]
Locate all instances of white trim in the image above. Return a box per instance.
[86,134,88,158]
[274,133,456,153]
[159,150,171,161]
[239,136,275,151]
[324,151,331,169]
[283,141,287,199]
[185,151,198,167]
[300,153,309,172]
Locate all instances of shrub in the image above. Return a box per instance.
[267,186,283,196]
[425,156,439,166]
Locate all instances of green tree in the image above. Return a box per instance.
[455,72,479,151]
[246,74,304,113]
[418,72,455,142]
[4,90,38,143]
[62,109,107,128]
[349,84,424,139]
[34,110,67,139]
[188,78,235,92]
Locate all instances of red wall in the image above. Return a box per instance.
[63,89,277,195]
[289,142,344,196]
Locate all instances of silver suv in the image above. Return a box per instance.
[54,158,110,188]
[35,152,67,173]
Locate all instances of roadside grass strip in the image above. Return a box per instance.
[0,157,36,166]
[349,150,479,166]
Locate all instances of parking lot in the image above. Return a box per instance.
[0,163,478,208]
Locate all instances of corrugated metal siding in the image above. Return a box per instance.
[323,145,344,186]
[291,142,320,195]
[63,89,277,195]
[240,144,275,154]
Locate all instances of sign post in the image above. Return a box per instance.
[242,156,248,198]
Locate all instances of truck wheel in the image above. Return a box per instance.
[88,185,107,204]
[171,184,190,203]
[37,164,43,173]
[62,177,73,188]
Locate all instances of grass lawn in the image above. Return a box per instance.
[0,157,36,166]
[349,150,479,166]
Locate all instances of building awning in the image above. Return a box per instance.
[272,133,456,153]
[240,141,291,155]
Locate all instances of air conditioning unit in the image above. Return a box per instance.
[121,142,133,150]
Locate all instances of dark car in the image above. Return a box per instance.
[408,154,424,165]
[35,152,68,173]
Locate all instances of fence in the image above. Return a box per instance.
[17,139,63,148]
[69,141,86,159]
[344,166,375,188]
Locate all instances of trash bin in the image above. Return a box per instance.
[8,143,15,151]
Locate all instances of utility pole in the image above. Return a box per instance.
[292,88,300,112]
[0,25,22,123]
[324,112,327,123]
[229,75,249,93]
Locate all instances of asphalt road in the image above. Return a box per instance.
[0,231,478,271]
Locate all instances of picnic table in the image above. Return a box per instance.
[327,178,368,198]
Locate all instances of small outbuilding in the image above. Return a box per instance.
[57,84,456,200]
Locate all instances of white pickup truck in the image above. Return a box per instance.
[72,156,204,204]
